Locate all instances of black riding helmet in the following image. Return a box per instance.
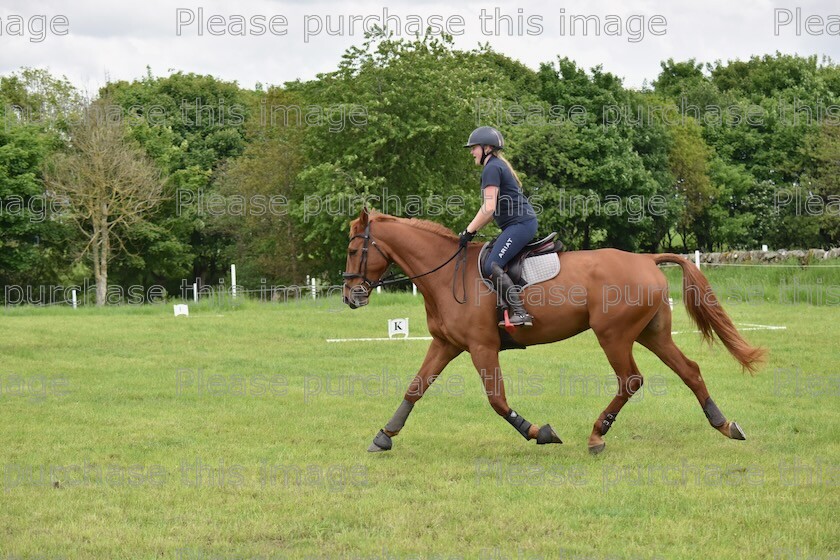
[464,126,505,149]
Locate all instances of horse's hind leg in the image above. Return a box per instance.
[587,335,644,455]
[637,309,746,441]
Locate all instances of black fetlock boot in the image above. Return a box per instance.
[491,263,533,327]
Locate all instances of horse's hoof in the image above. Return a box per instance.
[535,424,563,445]
[588,442,606,455]
[729,422,746,441]
[367,429,392,452]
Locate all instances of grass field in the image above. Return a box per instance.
[1,271,838,559]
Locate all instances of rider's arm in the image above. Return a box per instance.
[466,185,498,233]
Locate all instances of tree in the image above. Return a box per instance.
[652,59,706,99]
[511,121,660,251]
[285,32,536,279]
[0,67,83,132]
[706,158,759,250]
[668,119,715,250]
[519,58,675,251]
[802,123,840,246]
[99,71,250,289]
[213,88,307,285]
[653,53,840,250]
[44,99,164,305]
[0,69,81,293]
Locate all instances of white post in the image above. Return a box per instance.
[762,244,768,252]
[694,250,701,269]
[71,289,77,309]
[412,283,417,296]
[311,277,317,300]
[193,282,198,303]
[231,264,237,299]
[376,286,381,294]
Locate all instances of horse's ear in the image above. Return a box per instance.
[358,205,369,226]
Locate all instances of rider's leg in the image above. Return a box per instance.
[483,219,538,327]
[491,263,532,327]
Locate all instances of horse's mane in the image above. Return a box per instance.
[350,211,459,240]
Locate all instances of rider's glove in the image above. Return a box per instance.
[458,229,475,248]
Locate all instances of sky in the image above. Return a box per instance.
[1,0,839,93]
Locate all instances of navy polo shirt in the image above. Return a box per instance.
[480,156,537,229]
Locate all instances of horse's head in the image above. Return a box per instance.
[342,208,392,309]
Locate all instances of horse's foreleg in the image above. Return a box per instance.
[470,345,562,445]
[367,338,462,452]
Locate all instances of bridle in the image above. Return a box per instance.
[341,221,393,291]
[342,221,469,303]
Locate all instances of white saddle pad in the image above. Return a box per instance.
[521,253,561,287]
[477,242,561,290]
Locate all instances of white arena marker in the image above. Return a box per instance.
[388,318,409,339]
[174,304,189,317]
[737,323,788,331]
[671,322,786,335]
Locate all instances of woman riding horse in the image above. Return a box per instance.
[460,126,538,328]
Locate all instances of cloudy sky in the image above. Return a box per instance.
[1,0,838,92]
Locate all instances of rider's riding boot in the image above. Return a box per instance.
[491,263,533,328]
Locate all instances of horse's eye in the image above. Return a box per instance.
[349,249,358,256]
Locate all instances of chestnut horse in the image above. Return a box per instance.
[342,209,765,454]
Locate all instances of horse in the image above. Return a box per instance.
[342,208,765,454]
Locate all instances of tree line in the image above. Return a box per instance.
[1,33,838,304]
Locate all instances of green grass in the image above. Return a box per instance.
[0,285,838,559]
[661,259,840,306]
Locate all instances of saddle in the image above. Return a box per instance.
[479,232,564,287]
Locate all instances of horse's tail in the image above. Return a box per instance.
[653,254,766,374]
